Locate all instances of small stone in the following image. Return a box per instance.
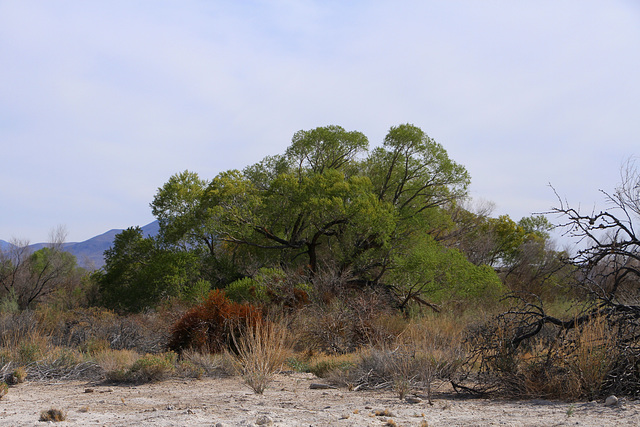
[255,415,274,426]
[84,388,94,393]
[605,395,619,407]
[405,396,423,404]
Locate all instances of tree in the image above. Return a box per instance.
[145,124,499,310]
[150,170,212,252]
[0,227,78,309]
[95,227,207,312]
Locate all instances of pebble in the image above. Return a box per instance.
[605,395,619,407]
[255,415,274,426]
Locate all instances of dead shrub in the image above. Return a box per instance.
[323,313,465,402]
[168,290,261,354]
[295,290,397,354]
[465,304,622,400]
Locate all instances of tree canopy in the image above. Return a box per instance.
[101,124,506,311]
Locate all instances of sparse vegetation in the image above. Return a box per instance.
[0,125,638,407]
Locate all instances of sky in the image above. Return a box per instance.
[1,1,639,245]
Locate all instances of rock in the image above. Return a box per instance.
[255,415,274,426]
[405,396,423,404]
[605,395,619,407]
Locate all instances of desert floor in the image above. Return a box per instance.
[1,372,638,426]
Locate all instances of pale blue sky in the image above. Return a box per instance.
[1,1,639,244]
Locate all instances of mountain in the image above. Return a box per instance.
[0,221,160,270]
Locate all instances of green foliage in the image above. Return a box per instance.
[0,289,19,314]
[127,353,177,383]
[225,268,311,309]
[106,123,530,311]
[389,235,503,307]
[96,227,206,312]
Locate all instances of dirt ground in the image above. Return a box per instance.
[1,372,638,426]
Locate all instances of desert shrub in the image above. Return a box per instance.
[287,353,355,378]
[337,342,462,402]
[37,307,173,354]
[6,366,27,385]
[464,299,623,400]
[225,268,311,312]
[168,290,261,354]
[0,382,7,399]
[39,408,66,422]
[179,349,228,376]
[294,290,398,354]
[28,347,98,381]
[320,312,466,402]
[231,320,289,394]
[17,332,48,365]
[106,352,176,384]
[127,353,176,383]
[176,360,205,379]
[0,310,41,349]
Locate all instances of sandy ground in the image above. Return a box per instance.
[1,372,638,426]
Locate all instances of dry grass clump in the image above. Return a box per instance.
[105,352,176,384]
[179,349,230,377]
[93,348,140,374]
[231,320,289,394]
[39,408,66,422]
[318,312,466,402]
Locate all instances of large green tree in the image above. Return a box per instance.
[104,124,503,311]
[95,227,207,312]
[157,125,497,301]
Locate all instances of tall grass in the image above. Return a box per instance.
[232,320,289,394]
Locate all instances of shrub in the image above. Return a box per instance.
[127,353,176,383]
[0,382,7,399]
[39,408,66,422]
[465,305,622,400]
[225,268,311,311]
[232,321,289,394]
[7,366,27,385]
[94,349,140,375]
[106,352,176,384]
[168,290,261,354]
[294,290,397,354]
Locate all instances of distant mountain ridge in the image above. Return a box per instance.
[0,221,159,270]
